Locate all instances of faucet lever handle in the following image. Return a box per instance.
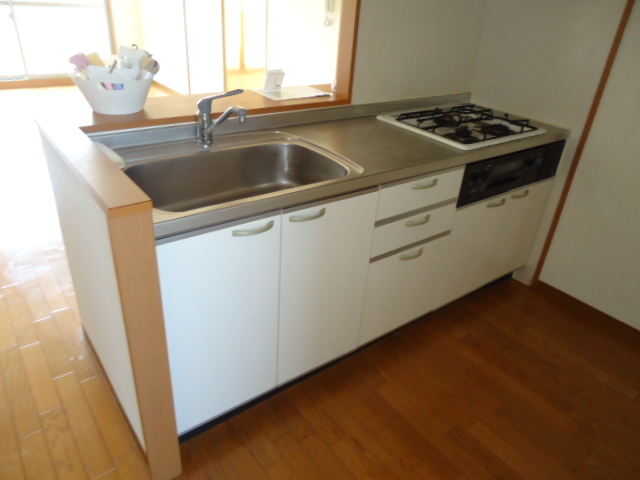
[197,89,244,114]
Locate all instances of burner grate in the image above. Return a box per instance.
[377,103,546,150]
[395,104,539,143]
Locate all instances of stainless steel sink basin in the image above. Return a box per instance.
[116,132,362,214]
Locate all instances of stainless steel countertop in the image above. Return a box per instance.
[93,96,570,240]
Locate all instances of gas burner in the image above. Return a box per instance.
[475,122,513,138]
[432,113,464,128]
[444,126,480,144]
[377,103,546,150]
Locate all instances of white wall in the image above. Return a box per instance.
[470,0,626,283]
[540,3,640,330]
[351,0,488,104]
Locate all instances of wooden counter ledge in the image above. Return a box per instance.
[80,86,348,134]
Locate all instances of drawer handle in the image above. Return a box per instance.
[289,207,326,222]
[487,198,506,208]
[232,220,274,237]
[511,189,530,199]
[399,247,424,261]
[405,213,431,227]
[411,178,438,190]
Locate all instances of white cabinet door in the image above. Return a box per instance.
[278,192,378,384]
[445,180,553,303]
[359,233,452,345]
[499,182,553,272]
[157,214,281,434]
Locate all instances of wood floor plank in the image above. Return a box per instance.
[51,309,99,382]
[279,383,344,445]
[299,433,357,480]
[33,318,74,379]
[0,465,25,480]
[94,470,121,480]
[0,381,21,472]
[18,430,57,480]
[375,382,494,480]
[46,253,74,298]
[80,375,135,459]
[36,266,68,314]
[0,295,17,350]
[19,343,61,414]
[179,437,213,480]
[54,372,114,479]
[265,460,299,480]
[210,422,269,480]
[333,386,423,472]
[269,390,315,442]
[469,421,552,479]
[363,391,461,480]
[228,407,282,470]
[273,433,328,480]
[198,427,241,480]
[249,401,290,443]
[114,450,150,480]
[2,286,38,348]
[311,384,422,478]
[40,407,88,480]
[15,268,51,322]
[0,347,41,438]
[495,400,590,472]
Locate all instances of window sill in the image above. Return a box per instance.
[79,85,349,134]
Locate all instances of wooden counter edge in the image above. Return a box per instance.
[37,118,152,218]
[108,211,182,480]
[38,119,181,479]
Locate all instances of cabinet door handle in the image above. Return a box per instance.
[511,189,530,199]
[399,247,424,261]
[411,178,438,190]
[487,198,506,208]
[289,207,326,222]
[405,213,431,227]
[232,220,274,237]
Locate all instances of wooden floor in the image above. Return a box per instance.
[2,86,640,480]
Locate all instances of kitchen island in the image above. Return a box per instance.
[38,91,569,480]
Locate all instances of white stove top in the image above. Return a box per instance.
[377,104,546,151]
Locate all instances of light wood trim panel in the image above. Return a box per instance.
[108,210,182,480]
[0,78,74,90]
[533,0,636,283]
[334,0,361,100]
[79,87,349,134]
[37,120,151,218]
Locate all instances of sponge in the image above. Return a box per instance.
[87,52,105,66]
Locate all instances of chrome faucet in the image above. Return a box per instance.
[197,89,248,147]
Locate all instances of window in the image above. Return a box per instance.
[123,0,357,100]
[0,0,112,80]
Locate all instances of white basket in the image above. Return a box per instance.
[73,70,153,115]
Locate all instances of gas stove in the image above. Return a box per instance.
[377,103,546,150]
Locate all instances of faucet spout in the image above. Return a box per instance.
[196,89,247,147]
[204,106,248,137]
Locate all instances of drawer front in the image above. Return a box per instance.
[360,234,450,345]
[371,202,456,257]
[376,167,464,220]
